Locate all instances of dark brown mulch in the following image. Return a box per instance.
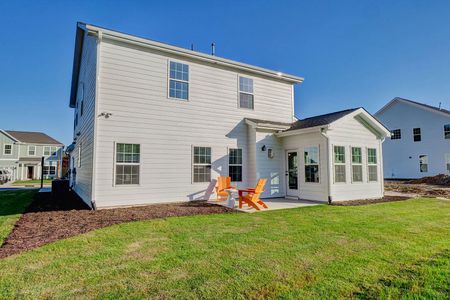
[0,192,236,258]
[406,174,450,186]
[331,196,411,206]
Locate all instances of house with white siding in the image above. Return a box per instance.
[68,22,390,209]
[375,97,450,179]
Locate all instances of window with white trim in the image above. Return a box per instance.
[28,145,36,156]
[43,162,56,176]
[391,129,401,140]
[169,61,189,100]
[44,146,57,156]
[3,144,12,155]
[419,155,428,173]
[304,146,319,183]
[239,76,254,109]
[351,147,363,182]
[446,154,450,172]
[413,128,421,142]
[115,143,140,185]
[445,124,450,139]
[334,146,346,183]
[193,146,211,183]
[229,148,242,182]
[367,148,378,181]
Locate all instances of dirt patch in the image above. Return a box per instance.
[0,192,236,258]
[331,196,411,206]
[405,174,450,186]
[385,181,450,198]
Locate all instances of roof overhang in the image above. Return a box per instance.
[0,129,19,142]
[276,125,328,137]
[70,22,304,108]
[332,108,391,138]
[245,118,292,131]
[375,97,450,118]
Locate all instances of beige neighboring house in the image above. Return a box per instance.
[0,130,64,181]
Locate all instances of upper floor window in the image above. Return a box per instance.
[239,76,254,109]
[115,143,140,185]
[169,61,189,100]
[391,129,401,140]
[193,146,211,183]
[44,146,58,156]
[3,144,12,155]
[28,145,36,156]
[229,148,242,182]
[419,155,428,173]
[351,147,363,182]
[304,146,319,183]
[445,124,450,139]
[413,128,421,142]
[367,148,378,182]
[333,146,346,183]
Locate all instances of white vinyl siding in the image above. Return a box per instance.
[333,146,346,183]
[239,76,254,109]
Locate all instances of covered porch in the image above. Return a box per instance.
[209,197,322,212]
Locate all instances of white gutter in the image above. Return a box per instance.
[276,125,329,137]
[320,128,332,204]
[83,23,304,84]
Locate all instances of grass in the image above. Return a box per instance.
[0,193,449,299]
[0,190,37,243]
[12,180,52,186]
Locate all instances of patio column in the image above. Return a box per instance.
[246,124,257,187]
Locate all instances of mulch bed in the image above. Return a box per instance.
[331,196,411,206]
[0,192,236,258]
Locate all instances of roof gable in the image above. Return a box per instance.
[4,131,63,145]
[285,108,359,131]
[376,97,450,118]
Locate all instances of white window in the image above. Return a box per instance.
[115,143,140,185]
[413,128,421,142]
[28,145,36,156]
[351,147,363,182]
[193,146,211,183]
[229,148,242,182]
[43,162,56,176]
[304,146,319,183]
[445,124,450,139]
[446,154,450,172]
[419,155,428,173]
[238,76,254,109]
[3,144,12,155]
[367,148,378,182]
[44,146,57,156]
[391,129,401,140]
[334,146,346,183]
[77,144,82,168]
[169,61,189,100]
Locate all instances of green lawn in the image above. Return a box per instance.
[0,193,449,299]
[12,180,52,186]
[0,190,37,243]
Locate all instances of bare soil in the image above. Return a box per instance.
[331,196,411,206]
[0,192,236,258]
[385,181,450,198]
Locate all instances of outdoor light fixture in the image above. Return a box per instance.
[261,145,266,151]
[98,112,113,119]
[268,148,274,159]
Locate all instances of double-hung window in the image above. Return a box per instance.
[351,147,363,182]
[44,146,57,156]
[238,76,254,109]
[367,148,378,181]
[445,124,450,139]
[413,128,421,142]
[229,148,242,182]
[334,146,346,183]
[193,146,211,183]
[391,129,401,140]
[3,144,12,155]
[169,61,189,100]
[115,143,140,185]
[419,155,428,173]
[43,162,56,176]
[28,145,36,156]
[304,146,319,183]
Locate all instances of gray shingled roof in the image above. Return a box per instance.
[285,108,360,132]
[5,131,63,145]
[394,97,450,115]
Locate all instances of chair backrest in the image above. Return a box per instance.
[217,176,231,190]
[254,178,267,194]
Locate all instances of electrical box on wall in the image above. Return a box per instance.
[268,148,274,159]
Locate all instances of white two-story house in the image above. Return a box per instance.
[68,22,390,209]
[375,97,450,179]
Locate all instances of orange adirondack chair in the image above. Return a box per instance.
[215,176,235,200]
[238,178,268,210]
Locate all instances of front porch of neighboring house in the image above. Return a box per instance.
[16,158,59,181]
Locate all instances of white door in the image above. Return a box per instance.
[286,150,298,197]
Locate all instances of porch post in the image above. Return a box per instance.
[246,124,257,187]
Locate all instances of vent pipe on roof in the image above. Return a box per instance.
[439,102,442,110]
[211,42,216,56]
[190,43,194,51]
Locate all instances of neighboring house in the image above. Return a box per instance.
[375,97,450,179]
[68,22,390,208]
[0,130,64,180]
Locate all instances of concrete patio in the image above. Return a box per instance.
[209,197,323,213]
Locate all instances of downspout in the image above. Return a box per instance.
[379,137,385,196]
[320,128,332,204]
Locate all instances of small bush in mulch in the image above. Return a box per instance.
[0,192,236,258]
[406,174,450,186]
[331,196,411,206]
